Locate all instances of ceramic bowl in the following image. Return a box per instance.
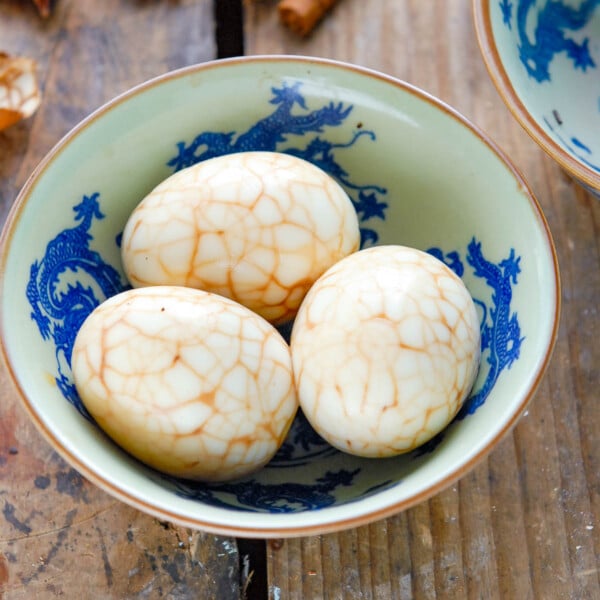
[0,56,560,538]
[473,0,600,197]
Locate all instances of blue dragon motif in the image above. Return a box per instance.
[167,82,352,169]
[508,0,599,82]
[461,239,524,417]
[426,248,464,277]
[542,113,600,173]
[170,469,360,512]
[426,240,524,419]
[269,409,338,468]
[413,241,524,457]
[501,2,600,176]
[26,82,525,512]
[168,81,388,247]
[26,193,128,418]
[500,0,514,27]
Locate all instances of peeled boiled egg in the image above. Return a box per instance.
[121,151,360,325]
[290,245,481,458]
[71,286,298,481]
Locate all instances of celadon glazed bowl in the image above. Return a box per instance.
[473,0,600,197]
[0,56,560,538]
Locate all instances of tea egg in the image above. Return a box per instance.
[71,286,298,482]
[290,245,481,458]
[121,151,360,325]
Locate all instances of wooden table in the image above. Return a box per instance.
[1,1,598,598]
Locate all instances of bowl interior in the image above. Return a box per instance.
[478,0,600,191]
[0,57,559,535]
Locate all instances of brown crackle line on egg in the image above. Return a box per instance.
[121,152,360,326]
[72,286,298,482]
[290,246,480,458]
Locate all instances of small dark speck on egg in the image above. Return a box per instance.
[8,446,18,455]
[356,122,363,129]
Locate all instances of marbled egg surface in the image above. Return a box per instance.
[121,151,360,325]
[71,286,298,482]
[290,245,481,458]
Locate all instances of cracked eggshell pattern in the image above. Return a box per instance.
[71,286,298,482]
[291,245,481,458]
[121,151,360,325]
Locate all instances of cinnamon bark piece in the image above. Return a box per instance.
[278,0,339,36]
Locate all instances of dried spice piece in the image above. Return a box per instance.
[0,53,41,131]
[32,0,51,18]
[278,0,339,36]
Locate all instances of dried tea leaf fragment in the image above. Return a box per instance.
[0,53,41,132]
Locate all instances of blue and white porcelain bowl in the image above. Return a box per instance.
[0,56,560,537]
[473,0,600,197]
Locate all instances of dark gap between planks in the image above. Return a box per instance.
[214,0,245,58]
[213,2,268,599]
[237,537,269,599]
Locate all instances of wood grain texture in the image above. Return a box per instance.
[0,2,241,599]
[0,361,238,598]
[244,1,600,598]
[1,0,599,598]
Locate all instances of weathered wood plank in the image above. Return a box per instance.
[2,0,599,598]
[0,2,243,598]
[245,1,600,598]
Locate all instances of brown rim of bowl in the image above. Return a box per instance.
[472,0,600,193]
[0,54,562,538]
